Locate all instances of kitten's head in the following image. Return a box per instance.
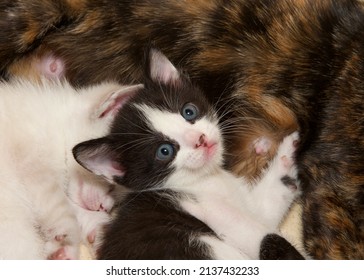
[73,50,223,191]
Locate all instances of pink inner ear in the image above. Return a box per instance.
[101,161,125,181]
[152,59,179,84]
[98,93,132,118]
[111,161,125,175]
[85,154,125,181]
[150,49,180,84]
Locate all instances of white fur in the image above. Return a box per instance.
[142,104,300,259]
[0,79,135,259]
[138,105,223,171]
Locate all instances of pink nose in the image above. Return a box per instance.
[196,134,207,148]
[184,131,216,150]
[194,133,217,159]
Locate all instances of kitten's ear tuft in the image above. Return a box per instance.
[148,49,180,85]
[96,84,143,119]
[73,138,125,183]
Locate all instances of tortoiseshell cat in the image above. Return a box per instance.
[0,0,363,259]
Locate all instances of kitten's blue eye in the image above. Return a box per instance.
[156,143,175,161]
[181,103,199,122]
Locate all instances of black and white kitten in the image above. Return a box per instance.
[73,50,303,260]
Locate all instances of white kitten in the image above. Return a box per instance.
[0,79,140,259]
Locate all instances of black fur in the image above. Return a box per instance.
[260,234,304,260]
[98,190,215,260]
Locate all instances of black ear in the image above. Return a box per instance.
[146,48,180,85]
[259,234,305,260]
[73,137,125,183]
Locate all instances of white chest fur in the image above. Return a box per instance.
[172,133,300,259]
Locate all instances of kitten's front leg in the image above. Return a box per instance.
[71,206,112,257]
[248,132,301,229]
[43,173,116,259]
[180,195,271,259]
[40,196,81,260]
[68,173,117,247]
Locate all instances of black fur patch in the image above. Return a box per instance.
[98,190,215,260]
[260,234,304,260]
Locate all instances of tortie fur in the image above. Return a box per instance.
[0,0,363,259]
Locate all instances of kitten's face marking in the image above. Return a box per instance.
[74,49,223,191]
[138,104,222,171]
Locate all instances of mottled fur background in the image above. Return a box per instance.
[0,0,363,259]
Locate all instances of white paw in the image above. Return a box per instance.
[275,132,299,187]
[75,208,112,250]
[47,245,79,260]
[254,132,301,229]
[276,132,299,160]
[79,181,115,213]
[45,233,80,260]
[44,219,81,260]
[86,211,111,245]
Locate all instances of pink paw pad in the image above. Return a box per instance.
[87,229,97,244]
[55,234,67,242]
[48,247,71,260]
[281,155,293,169]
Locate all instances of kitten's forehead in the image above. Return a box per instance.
[133,103,220,148]
[134,103,183,135]
[136,78,214,117]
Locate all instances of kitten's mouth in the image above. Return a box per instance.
[204,142,218,159]
[186,142,221,170]
[195,134,218,156]
[198,141,220,163]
